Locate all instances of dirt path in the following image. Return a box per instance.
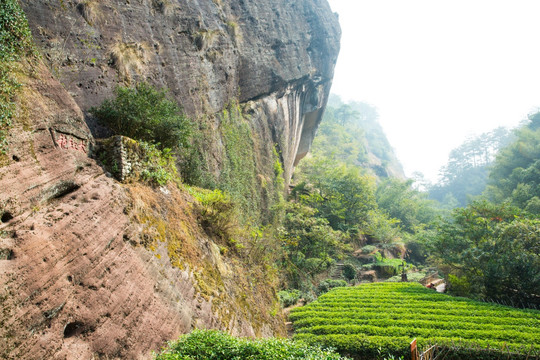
[283,300,306,338]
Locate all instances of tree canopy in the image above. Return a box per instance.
[430,201,540,307]
[90,82,192,150]
[428,127,512,208]
[486,115,540,214]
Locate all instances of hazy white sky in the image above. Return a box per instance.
[326,0,540,182]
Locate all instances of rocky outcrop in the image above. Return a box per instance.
[20,0,341,183]
[0,63,284,359]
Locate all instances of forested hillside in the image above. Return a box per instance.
[281,97,440,296]
[279,108,540,359]
[430,114,540,308]
[286,100,540,311]
[317,95,404,179]
[486,113,540,214]
[428,127,513,208]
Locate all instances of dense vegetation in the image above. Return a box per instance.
[155,329,348,360]
[486,114,540,214]
[431,201,540,307]
[0,0,37,153]
[430,116,540,307]
[290,283,540,360]
[282,100,540,314]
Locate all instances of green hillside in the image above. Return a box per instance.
[312,95,404,179]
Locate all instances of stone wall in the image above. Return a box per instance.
[95,136,143,182]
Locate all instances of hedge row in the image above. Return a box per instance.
[155,329,349,360]
[290,283,540,360]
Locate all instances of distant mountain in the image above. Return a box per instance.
[311,94,405,180]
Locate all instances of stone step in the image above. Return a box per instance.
[330,264,345,279]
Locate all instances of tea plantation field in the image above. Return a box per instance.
[290,282,540,360]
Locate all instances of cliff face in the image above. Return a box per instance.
[1,0,340,359]
[21,0,340,183]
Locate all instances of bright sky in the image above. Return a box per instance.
[326,0,540,183]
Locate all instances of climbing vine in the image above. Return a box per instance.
[219,102,261,222]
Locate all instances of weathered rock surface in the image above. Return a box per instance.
[0,63,284,359]
[21,0,340,183]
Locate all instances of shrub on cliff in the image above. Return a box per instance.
[188,187,236,241]
[90,82,192,151]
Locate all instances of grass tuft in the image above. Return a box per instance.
[76,0,101,26]
[109,42,150,82]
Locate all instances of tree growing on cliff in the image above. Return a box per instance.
[296,158,377,234]
[90,82,192,150]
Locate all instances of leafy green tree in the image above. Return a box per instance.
[278,202,351,286]
[486,116,540,214]
[376,178,438,234]
[297,158,377,233]
[374,178,440,263]
[431,200,540,307]
[90,82,192,150]
[364,209,402,252]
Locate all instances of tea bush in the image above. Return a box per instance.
[290,282,540,360]
[155,329,349,360]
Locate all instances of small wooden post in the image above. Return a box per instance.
[411,338,418,360]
